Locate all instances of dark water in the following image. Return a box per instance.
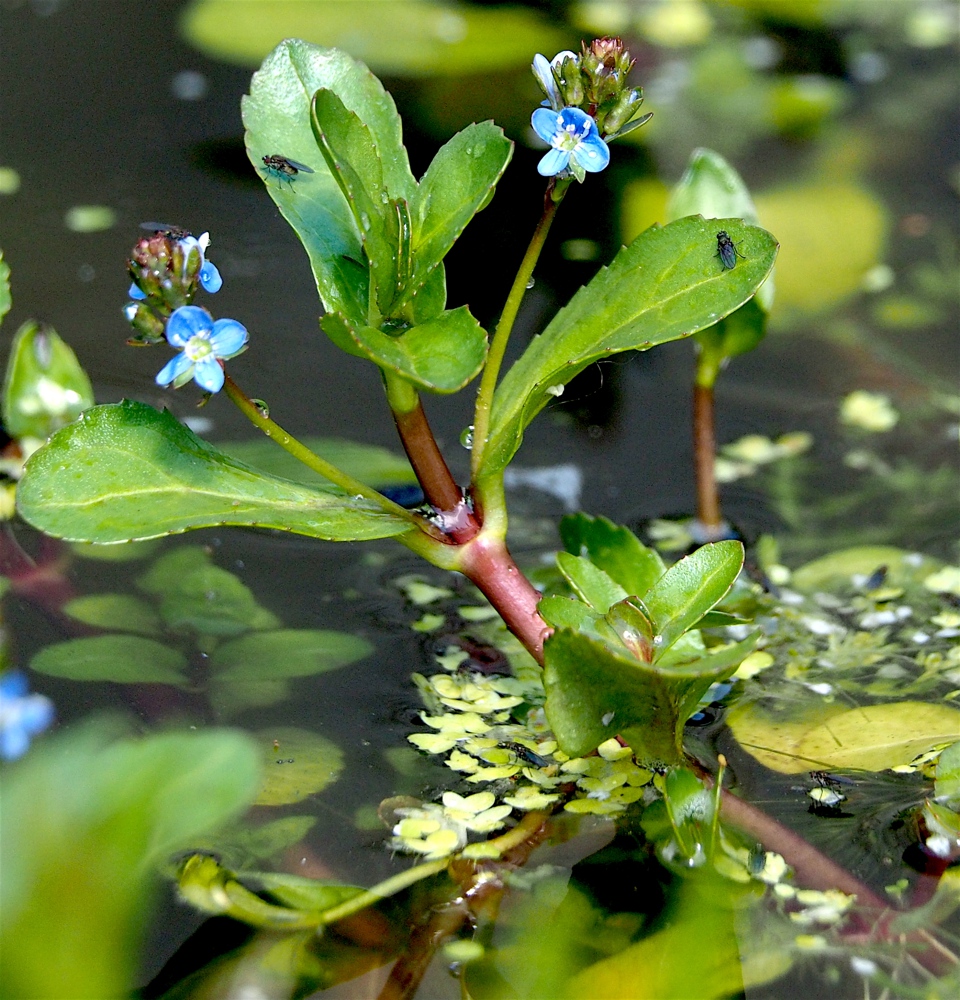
[2,1,958,996]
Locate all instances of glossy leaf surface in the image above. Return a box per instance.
[243,40,417,327]
[323,307,487,393]
[559,513,666,598]
[642,541,744,656]
[480,217,778,477]
[543,628,753,764]
[17,401,412,543]
[556,551,627,614]
[30,635,189,686]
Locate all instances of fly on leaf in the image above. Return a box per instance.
[261,155,314,187]
[715,230,745,270]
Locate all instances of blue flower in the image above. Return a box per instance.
[531,106,610,177]
[0,672,54,760]
[128,231,222,301]
[531,50,577,110]
[156,305,248,393]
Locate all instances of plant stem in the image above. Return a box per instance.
[384,373,480,543]
[470,181,565,483]
[319,858,449,927]
[458,530,548,665]
[692,381,724,533]
[222,372,420,528]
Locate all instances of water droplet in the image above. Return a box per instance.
[460,425,474,450]
[380,191,389,204]
[360,212,371,231]
[251,398,270,418]
[526,277,535,289]
[545,384,564,397]
[652,634,664,646]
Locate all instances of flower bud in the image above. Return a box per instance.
[602,88,644,135]
[123,301,166,346]
[581,37,637,113]
[554,51,585,107]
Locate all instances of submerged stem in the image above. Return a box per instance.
[470,182,565,483]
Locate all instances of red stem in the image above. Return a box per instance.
[693,382,723,532]
[391,400,480,544]
[458,533,548,664]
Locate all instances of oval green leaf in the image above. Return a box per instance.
[211,629,372,681]
[17,401,412,544]
[30,635,189,685]
[63,595,162,636]
[480,217,778,477]
[253,727,345,806]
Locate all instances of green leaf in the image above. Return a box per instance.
[2,321,94,441]
[642,541,744,656]
[559,513,666,598]
[253,727,345,806]
[196,815,318,870]
[543,631,683,765]
[242,40,417,328]
[253,871,365,912]
[480,217,778,477]
[210,629,372,681]
[0,723,260,1000]
[16,401,412,544]
[935,742,960,807]
[544,628,753,763]
[138,547,280,637]
[407,121,512,304]
[667,146,774,313]
[63,594,162,636]
[0,250,10,327]
[310,88,404,316]
[537,595,599,632]
[323,306,487,393]
[183,0,568,78]
[793,703,960,772]
[556,551,627,614]
[220,435,416,489]
[30,635,189,685]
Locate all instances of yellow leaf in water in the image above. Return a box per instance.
[795,703,960,772]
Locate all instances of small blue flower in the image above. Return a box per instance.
[531,106,610,177]
[156,305,248,393]
[0,672,54,760]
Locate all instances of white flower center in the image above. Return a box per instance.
[185,334,213,361]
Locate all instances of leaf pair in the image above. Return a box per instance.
[540,514,756,764]
[244,40,512,393]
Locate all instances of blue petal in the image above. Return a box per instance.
[538,148,570,177]
[531,107,562,144]
[192,357,225,393]
[558,106,593,132]
[573,133,610,173]
[156,351,194,387]
[165,305,212,347]
[20,695,54,735]
[209,318,248,357]
[532,54,561,109]
[0,672,28,698]
[199,260,222,293]
[0,725,29,760]
[128,282,147,301]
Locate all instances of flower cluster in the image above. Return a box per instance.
[530,39,652,180]
[0,672,54,760]
[122,228,249,393]
[124,229,222,345]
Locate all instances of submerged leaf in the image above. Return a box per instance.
[254,727,344,806]
[210,629,372,681]
[30,635,189,686]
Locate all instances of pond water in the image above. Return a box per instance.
[1,1,958,998]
